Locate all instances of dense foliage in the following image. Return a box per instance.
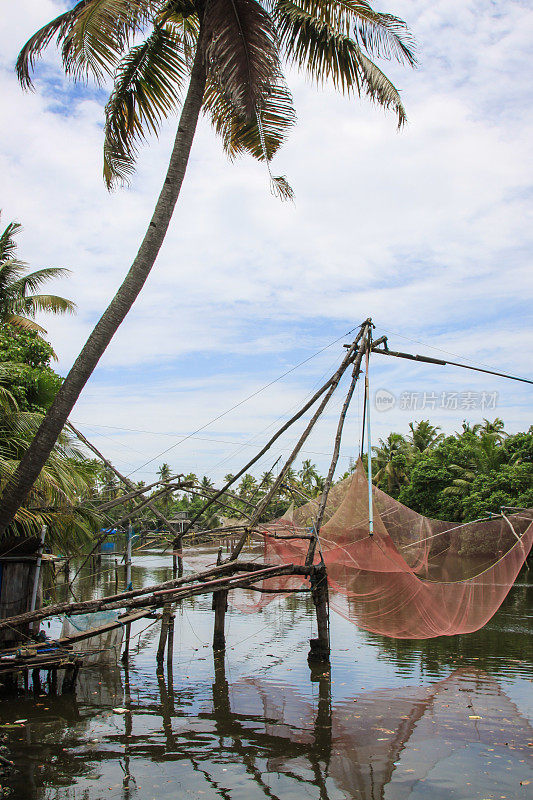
[130,419,533,531]
[0,325,62,413]
[0,219,98,549]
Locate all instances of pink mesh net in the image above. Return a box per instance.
[249,461,533,639]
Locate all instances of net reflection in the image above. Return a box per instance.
[2,659,532,800]
[197,659,533,800]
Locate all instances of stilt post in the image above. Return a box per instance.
[157,604,171,667]
[212,548,228,651]
[308,563,330,663]
[166,610,175,672]
[121,523,133,662]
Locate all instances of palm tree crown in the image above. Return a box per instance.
[0,218,76,335]
[17,0,416,197]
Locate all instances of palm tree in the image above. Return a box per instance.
[238,473,257,498]
[0,382,100,548]
[408,420,444,453]
[479,417,507,442]
[0,0,416,534]
[259,470,274,490]
[0,218,75,335]
[372,432,410,494]
[156,461,174,510]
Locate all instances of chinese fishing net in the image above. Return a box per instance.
[237,460,533,639]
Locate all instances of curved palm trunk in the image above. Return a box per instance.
[0,45,207,535]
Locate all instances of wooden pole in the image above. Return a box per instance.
[303,325,371,663]
[181,321,369,539]
[307,563,330,663]
[306,325,370,567]
[121,523,133,662]
[230,324,369,562]
[67,422,182,538]
[212,548,227,651]
[166,610,175,672]
[365,337,374,536]
[30,525,46,636]
[157,605,171,667]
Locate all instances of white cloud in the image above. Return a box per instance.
[1,0,531,482]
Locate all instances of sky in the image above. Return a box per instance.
[1,0,532,485]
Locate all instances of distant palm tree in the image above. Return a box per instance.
[157,462,172,482]
[156,461,173,510]
[238,473,258,499]
[200,475,214,492]
[0,0,416,535]
[299,459,319,491]
[408,420,444,452]
[259,470,274,490]
[479,417,507,442]
[372,432,410,493]
[0,218,75,335]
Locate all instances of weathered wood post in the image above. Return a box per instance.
[308,563,330,664]
[172,535,183,578]
[212,549,228,651]
[166,609,175,672]
[30,526,46,636]
[156,605,171,668]
[121,524,133,663]
[31,668,41,693]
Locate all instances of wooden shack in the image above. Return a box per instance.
[0,536,41,647]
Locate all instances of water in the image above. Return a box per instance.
[1,546,532,800]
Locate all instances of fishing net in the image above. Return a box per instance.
[60,611,124,664]
[247,460,533,639]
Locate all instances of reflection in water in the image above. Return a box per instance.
[0,548,531,799]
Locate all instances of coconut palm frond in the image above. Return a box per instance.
[204,0,280,121]
[0,259,26,291]
[274,0,407,125]
[16,1,91,89]
[274,0,417,65]
[2,316,47,334]
[15,295,76,318]
[270,174,294,200]
[16,0,151,89]
[203,74,295,160]
[64,0,154,84]
[352,49,406,126]
[104,23,189,187]
[7,266,72,296]
[0,222,23,263]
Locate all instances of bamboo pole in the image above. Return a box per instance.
[121,523,133,662]
[306,325,370,566]
[166,610,175,672]
[303,324,371,662]
[95,474,185,512]
[66,422,181,537]
[157,605,171,667]
[212,548,227,651]
[180,321,369,538]
[0,561,307,630]
[230,324,369,562]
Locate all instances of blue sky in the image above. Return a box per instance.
[1,0,532,483]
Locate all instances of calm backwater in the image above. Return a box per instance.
[1,545,532,800]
